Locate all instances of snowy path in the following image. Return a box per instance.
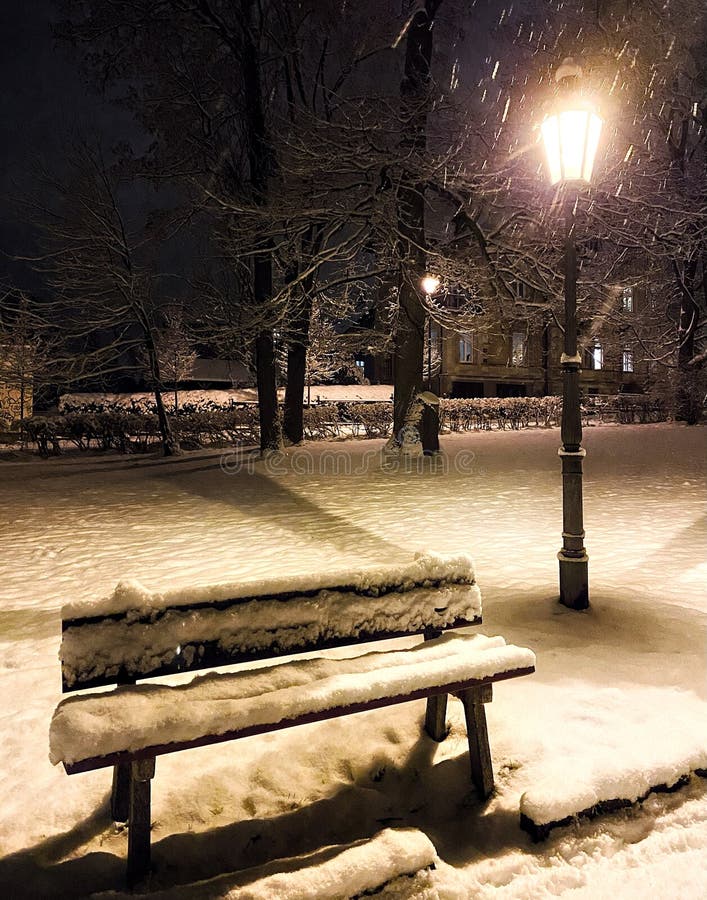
[0,424,705,898]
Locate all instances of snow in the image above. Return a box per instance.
[520,692,707,826]
[64,551,479,619]
[93,828,442,900]
[50,634,535,767]
[1,423,706,898]
[60,554,481,689]
[58,384,395,411]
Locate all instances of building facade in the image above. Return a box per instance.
[432,284,650,398]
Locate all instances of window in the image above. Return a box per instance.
[511,332,526,366]
[514,281,529,300]
[587,341,603,370]
[622,348,634,373]
[621,287,634,313]
[458,334,474,363]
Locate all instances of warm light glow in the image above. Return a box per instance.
[541,108,603,185]
[421,275,440,295]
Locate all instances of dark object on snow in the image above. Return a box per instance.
[418,391,440,455]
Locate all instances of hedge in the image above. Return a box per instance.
[18,394,667,455]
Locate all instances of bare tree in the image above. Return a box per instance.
[24,141,180,455]
[0,289,57,440]
[155,307,197,414]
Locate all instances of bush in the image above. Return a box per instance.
[21,391,668,456]
[303,406,342,440]
[441,396,561,431]
[345,402,394,438]
[23,416,61,457]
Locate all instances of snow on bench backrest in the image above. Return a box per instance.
[60,552,482,691]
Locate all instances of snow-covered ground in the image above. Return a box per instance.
[58,384,395,410]
[0,423,705,898]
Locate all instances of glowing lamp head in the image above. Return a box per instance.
[421,275,440,295]
[541,59,603,185]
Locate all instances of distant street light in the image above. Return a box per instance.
[421,275,440,391]
[420,275,440,391]
[419,274,442,453]
[421,275,441,296]
[540,58,603,611]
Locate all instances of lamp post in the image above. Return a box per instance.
[421,275,440,391]
[540,59,603,610]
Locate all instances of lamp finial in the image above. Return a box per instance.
[555,58,583,83]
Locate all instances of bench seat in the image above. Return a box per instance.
[51,633,535,773]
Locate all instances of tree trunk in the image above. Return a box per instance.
[283,296,312,444]
[255,327,281,453]
[283,226,322,445]
[392,0,442,439]
[153,385,179,455]
[143,331,179,456]
[394,278,426,436]
[240,0,281,455]
[674,257,700,424]
[253,246,281,452]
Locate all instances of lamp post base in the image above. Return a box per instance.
[558,551,589,610]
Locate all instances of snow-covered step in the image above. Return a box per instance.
[520,746,707,841]
[90,828,440,900]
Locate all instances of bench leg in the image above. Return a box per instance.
[424,693,449,741]
[111,762,132,823]
[127,757,155,889]
[423,629,449,741]
[459,685,494,800]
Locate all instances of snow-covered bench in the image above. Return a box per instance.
[50,552,535,888]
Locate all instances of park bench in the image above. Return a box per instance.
[49,552,535,889]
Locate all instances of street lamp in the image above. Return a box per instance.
[540,58,603,611]
[421,275,440,391]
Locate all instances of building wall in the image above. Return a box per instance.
[0,380,33,428]
[437,284,650,398]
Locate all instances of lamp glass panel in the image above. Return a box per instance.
[582,113,603,181]
[558,110,590,180]
[541,115,562,184]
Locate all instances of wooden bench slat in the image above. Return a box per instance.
[63,665,535,775]
[60,561,482,692]
[62,575,476,630]
[61,615,481,692]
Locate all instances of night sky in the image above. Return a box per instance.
[0,1,137,289]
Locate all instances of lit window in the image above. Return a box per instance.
[459,335,474,362]
[589,341,603,370]
[621,287,634,312]
[622,348,634,373]
[511,332,526,366]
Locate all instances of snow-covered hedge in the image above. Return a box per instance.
[443,396,562,431]
[19,394,668,454]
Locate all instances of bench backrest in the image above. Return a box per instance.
[60,552,482,692]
